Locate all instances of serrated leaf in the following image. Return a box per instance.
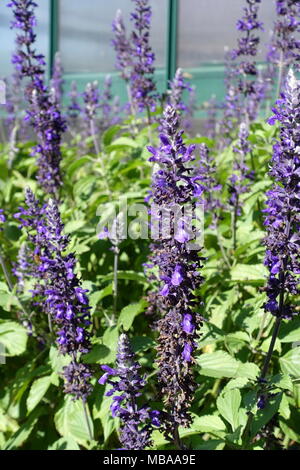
[106,137,138,152]
[102,125,121,147]
[97,386,116,442]
[192,414,226,433]
[83,344,111,364]
[64,220,86,234]
[48,437,80,450]
[217,389,241,432]
[231,264,268,283]
[197,351,239,378]
[279,319,300,343]
[271,373,294,392]
[279,346,300,378]
[4,407,45,450]
[67,157,92,179]
[102,271,146,284]
[49,346,71,374]
[237,363,260,380]
[0,321,28,356]
[118,301,146,331]
[26,376,51,413]
[251,393,282,437]
[90,284,113,314]
[54,397,94,446]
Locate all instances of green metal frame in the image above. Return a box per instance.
[47,0,230,107]
[49,0,177,87]
[166,0,178,83]
[49,0,59,76]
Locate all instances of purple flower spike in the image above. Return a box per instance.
[220,0,264,142]
[167,68,192,126]
[99,333,159,450]
[263,69,300,320]
[112,9,132,82]
[144,105,205,432]
[15,190,93,401]
[9,0,66,195]
[267,1,300,92]
[129,0,157,113]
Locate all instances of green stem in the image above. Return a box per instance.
[216,231,231,269]
[113,248,119,322]
[173,425,184,450]
[0,250,30,318]
[232,198,238,252]
[83,400,94,442]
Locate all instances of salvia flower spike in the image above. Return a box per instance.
[99,333,160,450]
[146,105,205,437]
[15,190,93,401]
[130,0,157,113]
[264,69,300,322]
[9,0,66,195]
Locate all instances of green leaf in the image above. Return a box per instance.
[67,157,92,179]
[191,439,226,450]
[231,264,268,284]
[102,125,121,147]
[197,351,259,381]
[90,285,113,314]
[279,319,300,343]
[97,386,116,442]
[48,437,80,450]
[54,397,94,447]
[4,407,45,450]
[279,393,291,420]
[101,271,146,284]
[49,346,71,374]
[271,373,294,393]
[83,344,111,364]
[251,393,282,437]
[118,300,146,331]
[73,175,95,198]
[217,389,241,432]
[237,363,260,381]
[131,336,155,353]
[279,346,300,378]
[185,136,214,148]
[26,376,52,414]
[197,351,239,378]
[0,321,28,356]
[64,220,86,234]
[192,414,226,433]
[106,137,138,152]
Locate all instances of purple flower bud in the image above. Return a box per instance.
[182,343,193,362]
[182,314,195,334]
[99,334,159,450]
[171,265,183,286]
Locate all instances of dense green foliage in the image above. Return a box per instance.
[0,109,299,451]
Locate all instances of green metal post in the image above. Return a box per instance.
[166,0,179,85]
[49,0,59,77]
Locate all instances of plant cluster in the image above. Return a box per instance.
[0,0,299,451]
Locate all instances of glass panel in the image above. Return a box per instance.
[178,0,277,67]
[0,0,50,78]
[59,0,168,74]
